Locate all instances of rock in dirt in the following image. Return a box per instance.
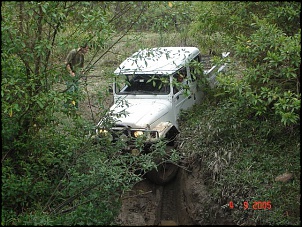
[275,172,293,183]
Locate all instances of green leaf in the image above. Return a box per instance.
[37,100,44,109]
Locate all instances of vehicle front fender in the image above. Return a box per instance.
[153,122,179,143]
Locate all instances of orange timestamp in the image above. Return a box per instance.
[229,201,272,210]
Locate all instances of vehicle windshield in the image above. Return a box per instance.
[116,74,170,95]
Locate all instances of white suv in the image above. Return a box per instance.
[95,47,229,184]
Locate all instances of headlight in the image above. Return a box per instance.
[97,129,113,142]
[134,131,144,138]
[99,129,108,135]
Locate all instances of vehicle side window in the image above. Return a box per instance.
[173,68,187,94]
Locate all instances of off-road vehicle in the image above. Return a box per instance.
[94,47,230,184]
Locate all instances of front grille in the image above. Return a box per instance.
[111,125,132,142]
[110,124,159,144]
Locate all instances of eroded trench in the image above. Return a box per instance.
[116,158,234,226]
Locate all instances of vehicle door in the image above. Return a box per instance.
[172,67,194,120]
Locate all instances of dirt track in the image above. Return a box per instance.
[116,158,235,226]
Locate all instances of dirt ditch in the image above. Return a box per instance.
[116,158,235,226]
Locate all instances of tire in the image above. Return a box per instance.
[145,145,179,185]
[146,161,179,185]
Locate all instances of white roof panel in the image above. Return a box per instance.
[114,47,200,75]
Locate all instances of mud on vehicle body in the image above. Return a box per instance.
[94,47,230,185]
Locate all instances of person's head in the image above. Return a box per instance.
[177,74,184,82]
[80,43,89,54]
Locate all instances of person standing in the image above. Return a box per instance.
[64,43,89,108]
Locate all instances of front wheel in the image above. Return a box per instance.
[145,161,179,185]
[145,144,179,185]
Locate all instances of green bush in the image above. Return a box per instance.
[178,95,300,225]
[191,2,301,126]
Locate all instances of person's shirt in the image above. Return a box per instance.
[65,48,84,72]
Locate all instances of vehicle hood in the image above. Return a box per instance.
[110,99,171,128]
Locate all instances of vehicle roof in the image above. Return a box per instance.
[114,47,200,75]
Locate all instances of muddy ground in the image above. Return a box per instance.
[115,158,235,226]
